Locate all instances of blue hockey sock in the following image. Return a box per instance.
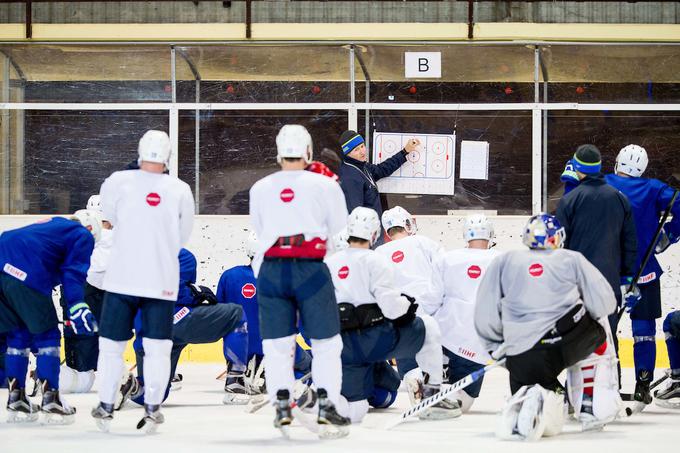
[6,347,29,388]
[36,347,61,389]
[223,322,248,371]
[632,319,656,378]
[294,345,312,379]
[367,386,398,409]
[663,313,680,372]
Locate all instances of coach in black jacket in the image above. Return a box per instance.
[337,130,419,245]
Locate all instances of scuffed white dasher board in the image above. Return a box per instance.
[372,131,456,195]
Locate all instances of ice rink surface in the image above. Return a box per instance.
[1,364,676,453]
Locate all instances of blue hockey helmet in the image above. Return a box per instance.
[522,213,566,250]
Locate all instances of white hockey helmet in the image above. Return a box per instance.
[245,231,258,259]
[381,206,417,236]
[347,207,381,246]
[463,214,494,243]
[615,144,648,177]
[71,209,102,243]
[138,130,171,167]
[331,227,350,253]
[276,124,313,164]
[86,194,102,212]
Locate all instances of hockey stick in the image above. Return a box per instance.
[383,359,507,430]
[618,189,679,321]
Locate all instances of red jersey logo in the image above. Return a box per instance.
[392,251,404,263]
[529,263,543,277]
[280,188,295,203]
[338,266,350,280]
[241,283,256,299]
[146,192,161,206]
[467,265,482,279]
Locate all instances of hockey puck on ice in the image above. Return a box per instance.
[338,266,350,280]
[392,251,404,263]
[528,263,543,277]
[146,192,161,206]
[241,283,256,299]
[280,188,295,203]
[467,265,482,279]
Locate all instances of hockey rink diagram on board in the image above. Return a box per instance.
[372,131,456,195]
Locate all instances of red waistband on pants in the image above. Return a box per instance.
[264,236,327,259]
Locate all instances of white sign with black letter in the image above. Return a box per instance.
[404,52,441,78]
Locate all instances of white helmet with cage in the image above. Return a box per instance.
[463,214,494,244]
[381,206,417,236]
[347,207,381,246]
[615,144,648,177]
[276,124,313,164]
[138,130,172,167]
[245,231,258,259]
[331,227,350,253]
[71,209,102,243]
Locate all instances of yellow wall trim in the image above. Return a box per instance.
[1,22,679,42]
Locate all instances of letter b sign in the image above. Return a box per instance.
[405,52,441,78]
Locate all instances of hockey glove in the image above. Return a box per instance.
[620,277,641,313]
[393,294,418,328]
[186,282,218,305]
[67,301,99,335]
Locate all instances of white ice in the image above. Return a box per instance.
[1,364,676,453]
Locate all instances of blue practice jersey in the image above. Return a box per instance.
[605,173,680,283]
[0,217,94,304]
[216,265,262,356]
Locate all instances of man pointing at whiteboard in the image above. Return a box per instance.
[337,130,420,246]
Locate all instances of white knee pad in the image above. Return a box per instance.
[311,334,343,405]
[337,396,369,424]
[59,365,95,394]
[142,338,173,406]
[497,385,566,441]
[415,314,443,385]
[263,334,297,403]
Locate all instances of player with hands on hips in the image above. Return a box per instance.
[425,214,500,413]
[0,209,100,424]
[325,207,460,423]
[474,214,622,440]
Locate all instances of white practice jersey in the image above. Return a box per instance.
[86,228,113,290]
[375,235,443,306]
[426,248,501,364]
[325,247,410,320]
[100,169,195,301]
[249,169,348,275]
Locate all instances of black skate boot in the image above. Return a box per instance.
[654,373,680,409]
[634,370,653,405]
[273,389,293,438]
[223,371,249,405]
[136,404,164,434]
[419,384,463,420]
[6,378,39,423]
[91,402,114,432]
[40,380,76,425]
[317,388,350,439]
[115,373,142,411]
[170,373,183,391]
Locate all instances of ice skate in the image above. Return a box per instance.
[654,375,680,409]
[91,402,114,432]
[40,381,76,425]
[418,384,463,420]
[292,373,316,412]
[6,378,39,423]
[274,389,293,438]
[115,373,141,411]
[223,371,250,405]
[170,373,183,391]
[136,404,164,434]
[633,370,653,406]
[316,388,350,439]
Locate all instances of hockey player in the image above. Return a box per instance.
[475,214,621,440]
[249,124,350,438]
[604,144,680,405]
[654,310,680,407]
[425,214,500,412]
[325,207,459,423]
[92,130,195,433]
[60,194,113,394]
[0,210,101,423]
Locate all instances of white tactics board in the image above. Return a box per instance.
[372,131,456,195]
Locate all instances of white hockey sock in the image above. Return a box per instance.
[262,334,296,404]
[311,334,343,406]
[59,365,95,394]
[97,337,127,405]
[415,314,443,385]
[142,338,173,406]
[336,395,369,423]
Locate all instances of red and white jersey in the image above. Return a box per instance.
[375,235,443,306]
[249,170,347,274]
[427,248,501,364]
[100,169,195,301]
[325,247,410,320]
[86,228,113,290]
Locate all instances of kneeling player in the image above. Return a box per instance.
[654,310,680,407]
[474,214,621,440]
[325,207,459,423]
[426,214,500,412]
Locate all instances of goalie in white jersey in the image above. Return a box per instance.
[325,207,460,423]
[92,130,195,433]
[426,214,500,413]
[249,125,350,439]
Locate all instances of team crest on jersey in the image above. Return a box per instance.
[528,263,543,277]
[467,265,482,279]
[280,188,295,203]
[241,283,256,299]
[391,251,404,263]
[338,266,350,279]
[146,192,161,206]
